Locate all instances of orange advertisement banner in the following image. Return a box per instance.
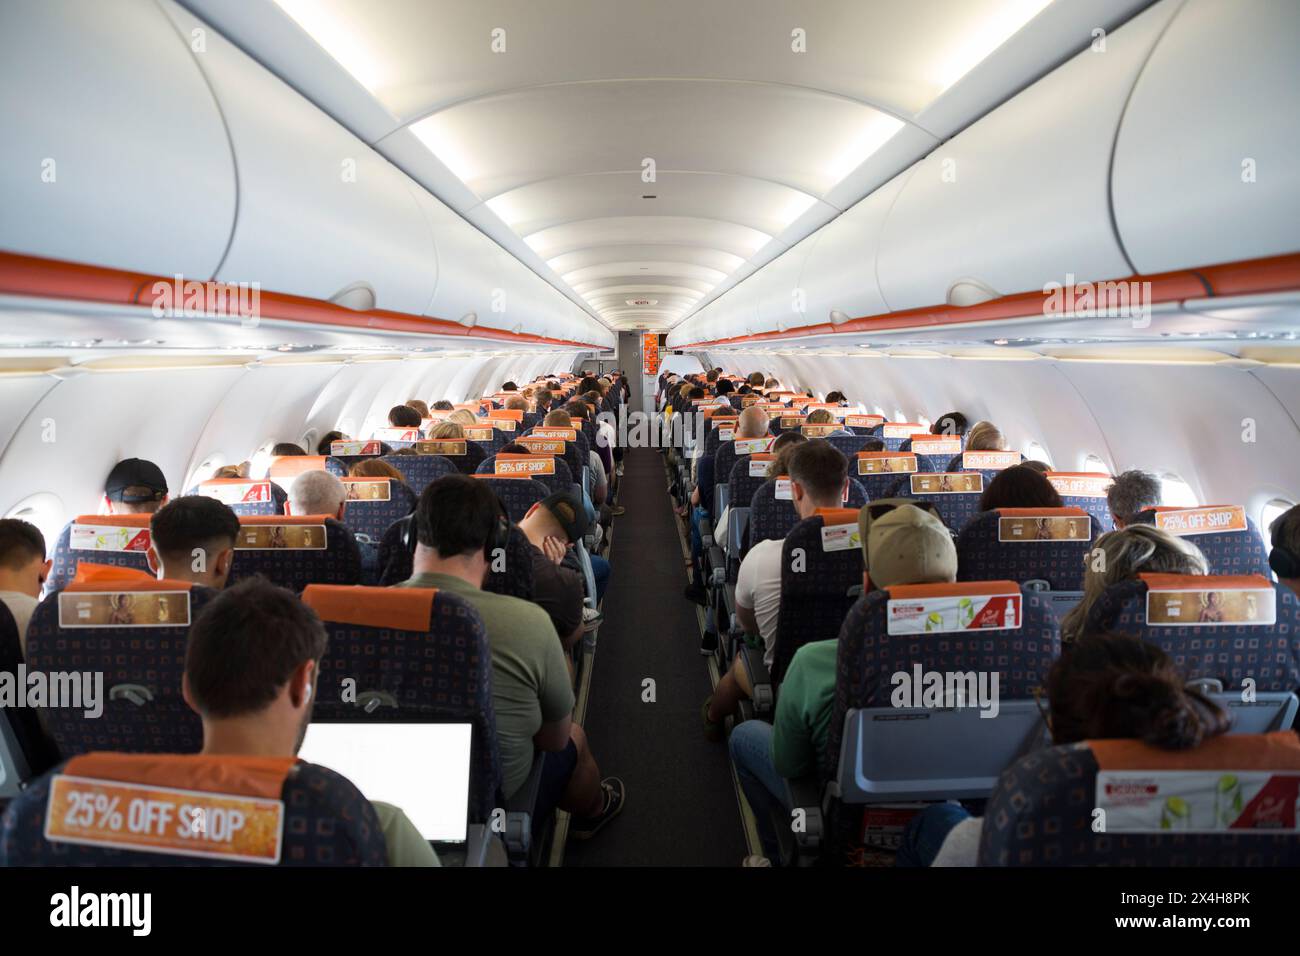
[1155,506,1247,536]
[1047,472,1113,497]
[495,455,556,476]
[963,451,1021,470]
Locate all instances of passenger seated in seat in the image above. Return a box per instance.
[1107,469,1162,528]
[1269,504,1300,599]
[103,457,169,515]
[432,400,455,412]
[703,441,849,734]
[1058,525,1208,644]
[183,576,438,866]
[405,399,430,419]
[0,519,49,652]
[316,431,346,456]
[285,470,347,522]
[764,431,809,479]
[397,476,624,838]
[147,496,240,589]
[978,465,1064,512]
[931,412,968,437]
[517,491,588,656]
[728,502,957,865]
[824,391,847,404]
[963,421,1006,451]
[388,405,422,429]
[212,462,251,479]
[271,443,307,457]
[448,409,479,428]
[348,458,409,489]
[901,631,1230,867]
[805,408,851,437]
[429,421,466,441]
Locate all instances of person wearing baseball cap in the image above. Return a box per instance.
[103,458,169,515]
[727,501,958,866]
[518,492,592,655]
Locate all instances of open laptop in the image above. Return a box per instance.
[298,722,473,844]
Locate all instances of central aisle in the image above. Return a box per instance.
[565,448,748,866]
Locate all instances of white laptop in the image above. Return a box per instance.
[299,722,473,843]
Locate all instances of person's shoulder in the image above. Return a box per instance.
[486,588,554,627]
[791,638,838,668]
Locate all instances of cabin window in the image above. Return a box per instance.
[1261,498,1294,543]
[893,408,906,424]
[1025,441,1053,469]
[249,441,277,479]
[916,415,931,431]
[1158,473,1198,508]
[185,455,226,493]
[1082,454,1108,474]
[6,493,66,558]
[872,405,887,419]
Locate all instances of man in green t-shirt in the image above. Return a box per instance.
[397,475,624,840]
[727,500,957,865]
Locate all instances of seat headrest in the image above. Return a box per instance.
[909,472,983,494]
[531,428,578,441]
[1152,505,1248,536]
[908,435,962,454]
[734,436,774,455]
[1138,572,1276,626]
[463,425,496,441]
[302,584,435,631]
[855,451,917,474]
[994,507,1091,542]
[845,414,884,428]
[329,439,383,456]
[267,455,329,480]
[235,515,331,550]
[494,454,556,476]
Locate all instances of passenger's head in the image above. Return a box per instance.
[212,462,250,480]
[806,408,835,425]
[1107,469,1162,528]
[716,378,734,396]
[405,399,430,419]
[706,368,720,384]
[448,409,478,427]
[104,458,169,514]
[535,389,555,411]
[963,421,1006,451]
[825,391,846,404]
[500,442,529,455]
[412,475,504,585]
[505,395,528,412]
[1060,525,1208,643]
[766,431,808,478]
[688,386,706,401]
[564,401,589,422]
[286,470,347,521]
[0,519,49,599]
[271,443,307,457]
[979,465,1064,511]
[1020,459,1051,474]
[737,406,768,439]
[388,404,422,429]
[930,412,968,437]
[1046,631,1230,748]
[348,459,404,482]
[432,400,455,412]
[859,502,958,589]
[764,378,780,389]
[316,431,346,456]
[519,491,589,551]
[147,495,241,588]
[544,409,573,428]
[501,381,518,392]
[747,371,766,387]
[1269,504,1300,598]
[429,421,464,440]
[786,440,848,516]
[183,577,327,756]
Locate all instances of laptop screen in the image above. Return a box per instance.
[298,722,473,843]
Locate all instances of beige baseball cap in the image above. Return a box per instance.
[859,502,957,589]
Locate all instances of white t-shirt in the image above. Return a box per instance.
[932,817,983,867]
[735,538,784,667]
[0,591,38,655]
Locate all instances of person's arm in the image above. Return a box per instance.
[371,802,441,867]
[533,607,576,751]
[771,654,818,779]
[735,549,759,634]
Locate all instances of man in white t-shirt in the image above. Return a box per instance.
[702,440,848,738]
[0,519,51,655]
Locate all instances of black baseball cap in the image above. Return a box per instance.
[105,458,168,503]
[538,491,590,544]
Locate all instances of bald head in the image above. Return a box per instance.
[737,406,768,439]
[287,470,347,520]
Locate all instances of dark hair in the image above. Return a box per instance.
[432,400,455,411]
[150,496,240,563]
[316,431,345,455]
[860,438,885,453]
[771,431,807,454]
[979,465,1064,511]
[388,404,422,428]
[184,576,327,719]
[1108,469,1162,525]
[565,401,589,421]
[0,519,45,570]
[716,379,734,396]
[931,412,969,437]
[546,381,560,391]
[501,382,518,391]
[706,368,720,382]
[500,442,529,455]
[738,384,752,395]
[271,442,306,457]
[1047,632,1231,748]
[1021,459,1051,475]
[415,474,499,558]
[688,386,706,401]
[536,388,554,409]
[787,439,848,504]
[748,371,766,387]
[825,390,846,404]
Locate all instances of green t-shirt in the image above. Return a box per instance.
[772,639,838,780]
[397,572,575,797]
[372,801,440,867]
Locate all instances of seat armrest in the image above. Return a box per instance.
[784,775,825,858]
[739,645,773,715]
[699,517,713,550]
[708,545,727,586]
[503,751,546,860]
[723,581,736,618]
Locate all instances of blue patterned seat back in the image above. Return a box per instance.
[747,478,867,551]
[0,602,60,781]
[1084,575,1300,693]
[304,585,502,820]
[340,478,417,543]
[978,734,1300,866]
[0,757,387,866]
[46,516,154,596]
[228,517,362,593]
[379,454,458,496]
[476,476,550,523]
[376,518,414,587]
[823,434,871,459]
[956,508,1095,589]
[185,478,287,517]
[773,511,865,684]
[477,456,574,496]
[728,456,772,526]
[889,472,986,534]
[483,526,536,602]
[26,583,217,756]
[1130,507,1271,576]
